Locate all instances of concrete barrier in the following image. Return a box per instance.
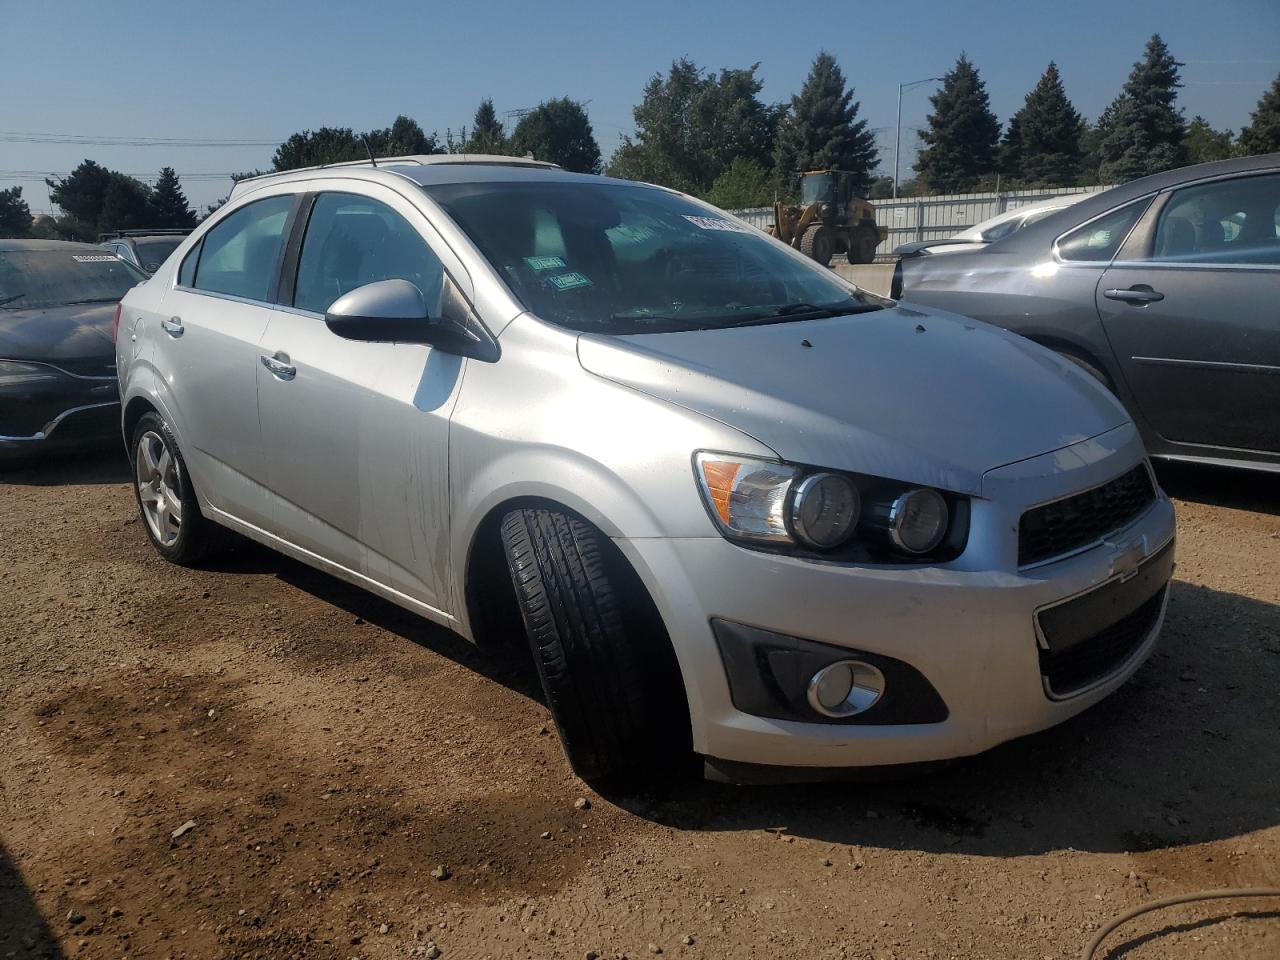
[833,262,896,298]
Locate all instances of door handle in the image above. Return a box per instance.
[1104,286,1164,304]
[160,316,184,337]
[260,352,296,381]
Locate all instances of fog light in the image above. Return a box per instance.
[806,660,885,718]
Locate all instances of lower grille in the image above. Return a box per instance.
[1039,586,1166,697]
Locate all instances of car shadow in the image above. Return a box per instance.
[208,523,1280,858]
[196,535,545,704]
[1104,909,1280,959]
[626,579,1280,857]
[1155,460,1280,517]
[0,445,130,486]
[0,841,62,959]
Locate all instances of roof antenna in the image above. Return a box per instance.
[360,136,378,167]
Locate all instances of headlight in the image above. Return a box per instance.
[867,487,949,554]
[0,359,60,390]
[694,451,965,561]
[694,453,797,544]
[790,472,859,549]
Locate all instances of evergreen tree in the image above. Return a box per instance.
[914,54,1001,193]
[1239,73,1280,156]
[773,51,878,195]
[607,59,780,194]
[1000,62,1084,185]
[1097,34,1187,183]
[511,98,601,173]
[1183,116,1236,164]
[465,99,507,154]
[148,167,197,228]
[0,186,32,239]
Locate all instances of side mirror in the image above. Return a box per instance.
[324,278,500,361]
[324,278,434,342]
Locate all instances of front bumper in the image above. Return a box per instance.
[0,363,120,457]
[615,423,1177,769]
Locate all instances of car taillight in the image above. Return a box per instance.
[112,302,122,344]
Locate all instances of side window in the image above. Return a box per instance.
[192,195,293,301]
[1057,200,1149,262]
[1149,173,1280,266]
[177,240,200,286]
[293,193,444,315]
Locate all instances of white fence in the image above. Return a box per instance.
[731,185,1111,258]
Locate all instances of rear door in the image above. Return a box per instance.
[256,184,467,617]
[1096,171,1280,454]
[158,192,298,528]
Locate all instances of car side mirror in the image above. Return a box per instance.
[324,278,495,359]
[324,278,435,342]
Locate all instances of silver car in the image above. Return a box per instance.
[116,155,1176,784]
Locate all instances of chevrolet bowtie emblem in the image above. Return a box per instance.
[1104,536,1148,582]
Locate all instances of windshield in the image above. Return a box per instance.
[0,250,145,309]
[132,238,184,273]
[423,179,884,333]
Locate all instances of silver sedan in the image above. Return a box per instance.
[116,156,1176,785]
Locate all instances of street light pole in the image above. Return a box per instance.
[894,76,943,199]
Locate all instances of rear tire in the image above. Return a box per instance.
[846,225,879,264]
[500,507,691,787]
[130,411,219,565]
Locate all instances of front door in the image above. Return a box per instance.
[1097,171,1280,454]
[256,188,465,618]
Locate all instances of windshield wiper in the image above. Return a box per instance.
[0,294,25,307]
[716,300,883,328]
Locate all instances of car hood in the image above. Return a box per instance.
[0,302,116,366]
[576,306,1129,496]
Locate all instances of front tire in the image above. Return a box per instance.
[500,508,691,787]
[130,412,218,565]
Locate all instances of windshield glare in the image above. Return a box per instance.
[423,180,882,333]
[0,250,145,309]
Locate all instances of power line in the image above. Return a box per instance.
[0,130,280,147]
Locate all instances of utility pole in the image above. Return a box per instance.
[894,77,943,199]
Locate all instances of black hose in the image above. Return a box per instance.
[1082,887,1280,960]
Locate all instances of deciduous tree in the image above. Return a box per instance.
[607,59,780,193]
[511,98,601,174]
[704,157,773,209]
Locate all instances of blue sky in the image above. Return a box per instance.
[2,0,1277,214]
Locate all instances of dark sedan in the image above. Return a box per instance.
[895,153,1280,473]
[1,240,146,458]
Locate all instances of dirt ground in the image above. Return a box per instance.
[1,451,1278,960]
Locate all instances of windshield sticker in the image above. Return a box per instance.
[72,255,119,262]
[523,255,566,272]
[546,271,592,291]
[682,215,753,234]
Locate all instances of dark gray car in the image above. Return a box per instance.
[895,154,1280,472]
[1,240,145,457]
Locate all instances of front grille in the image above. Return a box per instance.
[1018,464,1155,566]
[1038,586,1166,696]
